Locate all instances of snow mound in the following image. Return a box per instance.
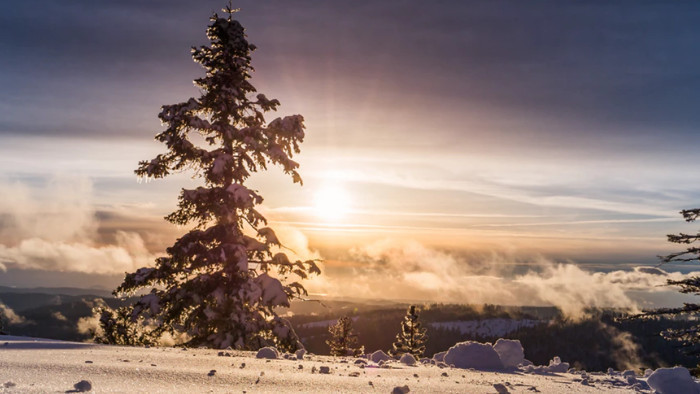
[370,350,391,363]
[647,367,700,394]
[443,341,504,370]
[399,353,417,366]
[544,356,569,373]
[255,347,278,359]
[432,351,446,363]
[493,339,524,368]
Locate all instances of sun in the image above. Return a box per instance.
[313,183,352,221]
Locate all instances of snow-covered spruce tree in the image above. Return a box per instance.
[101,7,320,351]
[326,316,364,357]
[390,305,427,358]
[630,209,700,354]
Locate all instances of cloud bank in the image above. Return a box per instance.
[0,177,155,275]
[304,238,699,318]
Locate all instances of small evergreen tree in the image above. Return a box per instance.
[97,5,320,351]
[93,306,157,346]
[631,208,700,354]
[390,305,427,358]
[326,316,364,356]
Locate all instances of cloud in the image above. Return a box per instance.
[52,311,68,322]
[0,176,157,275]
[269,225,322,262]
[304,237,700,319]
[0,231,154,275]
[0,176,96,244]
[0,302,27,325]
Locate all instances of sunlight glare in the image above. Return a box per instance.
[313,183,352,221]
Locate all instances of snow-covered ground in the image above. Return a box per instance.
[0,336,693,393]
[431,319,544,337]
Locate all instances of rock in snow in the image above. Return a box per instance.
[73,380,92,392]
[295,348,306,360]
[255,347,278,359]
[493,339,525,368]
[399,353,417,366]
[443,341,504,370]
[391,385,410,394]
[493,383,510,394]
[370,350,391,363]
[647,367,700,394]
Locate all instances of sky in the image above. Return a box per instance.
[2,1,700,309]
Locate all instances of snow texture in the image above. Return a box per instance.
[255,273,289,307]
[647,367,700,394]
[255,347,278,359]
[493,339,525,368]
[1,335,694,393]
[443,341,504,370]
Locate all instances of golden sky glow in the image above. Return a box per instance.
[2,1,700,310]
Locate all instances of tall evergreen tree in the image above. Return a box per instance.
[631,209,700,354]
[390,305,427,358]
[326,316,364,357]
[98,5,320,351]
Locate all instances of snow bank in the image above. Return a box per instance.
[443,341,504,370]
[255,347,278,359]
[370,350,391,363]
[647,367,700,394]
[493,339,524,368]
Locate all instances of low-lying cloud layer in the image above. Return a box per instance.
[0,302,27,325]
[304,238,699,318]
[1,177,696,318]
[0,177,155,275]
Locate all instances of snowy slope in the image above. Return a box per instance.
[0,336,681,393]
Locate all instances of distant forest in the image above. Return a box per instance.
[1,288,697,372]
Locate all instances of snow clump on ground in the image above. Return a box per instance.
[432,351,446,363]
[443,341,504,370]
[493,338,525,368]
[370,350,391,363]
[255,347,278,359]
[399,353,417,366]
[647,367,700,394]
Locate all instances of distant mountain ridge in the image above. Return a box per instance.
[0,286,112,298]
